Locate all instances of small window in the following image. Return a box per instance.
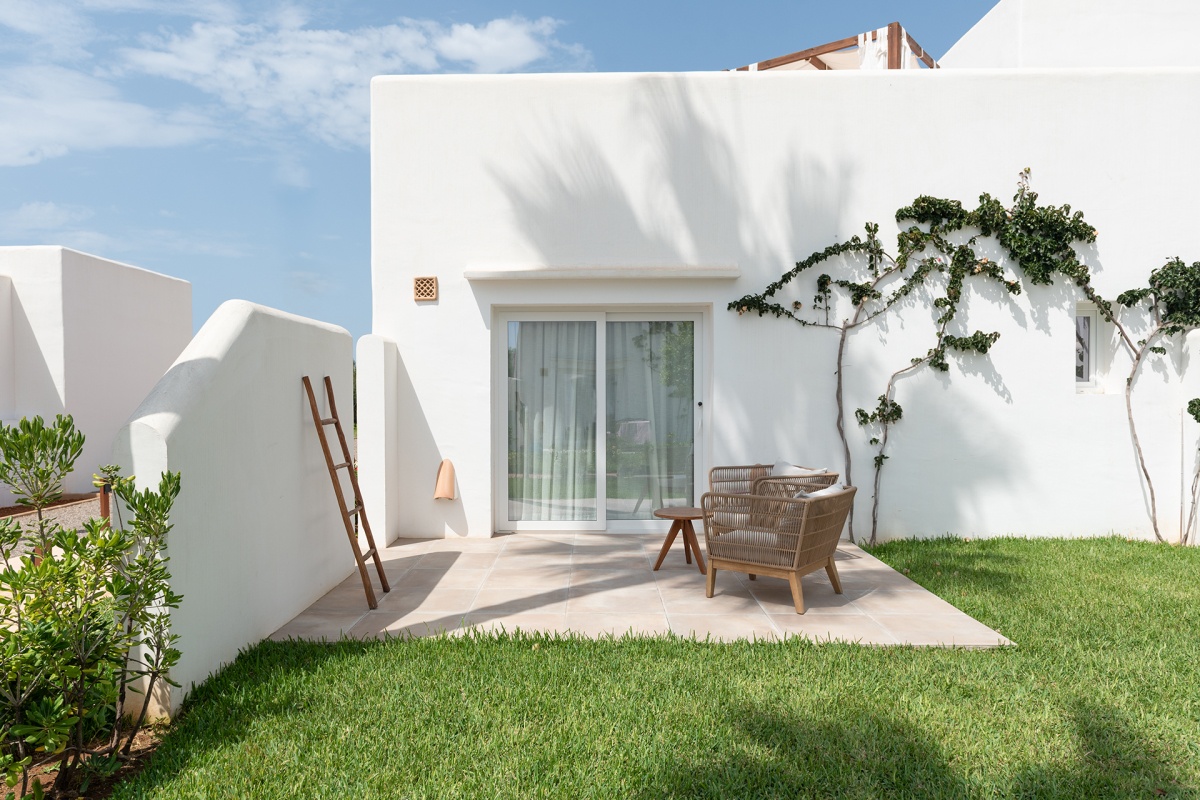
[1076,304,1098,389]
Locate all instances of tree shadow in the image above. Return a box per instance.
[1009,698,1191,798]
[651,706,972,799]
[482,75,855,472]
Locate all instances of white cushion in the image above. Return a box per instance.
[772,460,827,477]
[795,483,846,499]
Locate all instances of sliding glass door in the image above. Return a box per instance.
[498,311,701,532]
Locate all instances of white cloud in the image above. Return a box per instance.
[0,201,118,252]
[116,14,590,149]
[0,65,215,166]
[0,201,94,233]
[0,4,591,163]
[432,17,567,73]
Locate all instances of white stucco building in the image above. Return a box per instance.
[360,0,1200,544]
[0,246,191,503]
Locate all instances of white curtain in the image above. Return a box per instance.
[606,322,694,519]
[507,321,597,521]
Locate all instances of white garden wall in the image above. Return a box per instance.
[112,300,353,712]
[0,246,191,504]
[367,67,1200,543]
[0,277,13,418]
[942,0,1200,69]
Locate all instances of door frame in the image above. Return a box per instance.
[493,308,705,534]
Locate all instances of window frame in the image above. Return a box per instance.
[1076,303,1099,391]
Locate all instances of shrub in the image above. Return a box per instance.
[0,415,181,797]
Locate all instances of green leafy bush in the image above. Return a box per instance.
[0,415,182,797]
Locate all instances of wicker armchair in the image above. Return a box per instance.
[701,484,857,614]
[708,464,838,495]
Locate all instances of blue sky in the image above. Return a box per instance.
[0,1,998,341]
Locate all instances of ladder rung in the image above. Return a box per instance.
[361,548,376,560]
[347,505,363,517]
[333,461,352,470]
[320,417,338,425]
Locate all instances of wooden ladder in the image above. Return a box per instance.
[302,375,391,609]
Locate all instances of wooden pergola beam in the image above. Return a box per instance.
[736,22,940,73]
[887,22,902,70]
[755,34,859,71]
[905,30,939,69]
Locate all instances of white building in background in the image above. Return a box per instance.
[0,246,191,504]
[359,0,1200,543]
[942,0,1199,69]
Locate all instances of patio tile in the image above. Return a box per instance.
[414,551,498,569]
[769,613,900,645]
[747,581,867,615]
[270,610,365,642]
[275,535,1011,649]
[572,554,648,569]
[348,611,468,639]
[400,567,490,590]
[375,586,480,614]
[461,612,567,635]
[875,613,1013,647]
[850,587,965,616]
[566,585,664,613]
[395,539,503,556]
[381,538,439,556]
[667,613,779,642]
[484,565,573,588]
[490,554,566,571]
[511,532,578,544]
[305,583,381,615]
[661,589,762,616]
[498,540,575,557]
[471,587,569,614]
[564,612,672,637]
[652,573,705,592]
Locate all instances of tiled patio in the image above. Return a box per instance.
[272,533,1013,647]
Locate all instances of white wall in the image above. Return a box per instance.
[0,276,13,419]
[368,68,1200,544]
[942,0,1200,68]
[0,246,191,503]
[356,335,403,542]
[112,300,354,712]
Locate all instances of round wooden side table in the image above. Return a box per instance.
[652,506,707,574]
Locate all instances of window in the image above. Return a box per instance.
[1076,303,1098,389]
[496,311,702,533]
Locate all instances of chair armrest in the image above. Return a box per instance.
[752,473,839,495]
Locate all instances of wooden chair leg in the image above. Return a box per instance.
[787,572,805,614]
[706,565,716,598]
[825,557,843,594]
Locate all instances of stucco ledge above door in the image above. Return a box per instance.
[463,264,740,281]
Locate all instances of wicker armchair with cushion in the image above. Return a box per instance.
[708,461,838,495]
[701,483,857,614]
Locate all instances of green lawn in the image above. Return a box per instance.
[114,537,1200,799]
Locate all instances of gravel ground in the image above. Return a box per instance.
[6,496,103,560]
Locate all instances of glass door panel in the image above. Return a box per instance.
[506,320,598,522]
[605,321,695,521]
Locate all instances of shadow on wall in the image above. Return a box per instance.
[1,292,65,507]
[488,75,851,272]
[6,290,64,420]
[396,352,468,536]
[484,75,855,474]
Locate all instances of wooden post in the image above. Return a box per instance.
[887,22,903,70]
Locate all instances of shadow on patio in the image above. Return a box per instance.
[272,534,1012,647]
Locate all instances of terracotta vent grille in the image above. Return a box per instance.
[413,276,438,301]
